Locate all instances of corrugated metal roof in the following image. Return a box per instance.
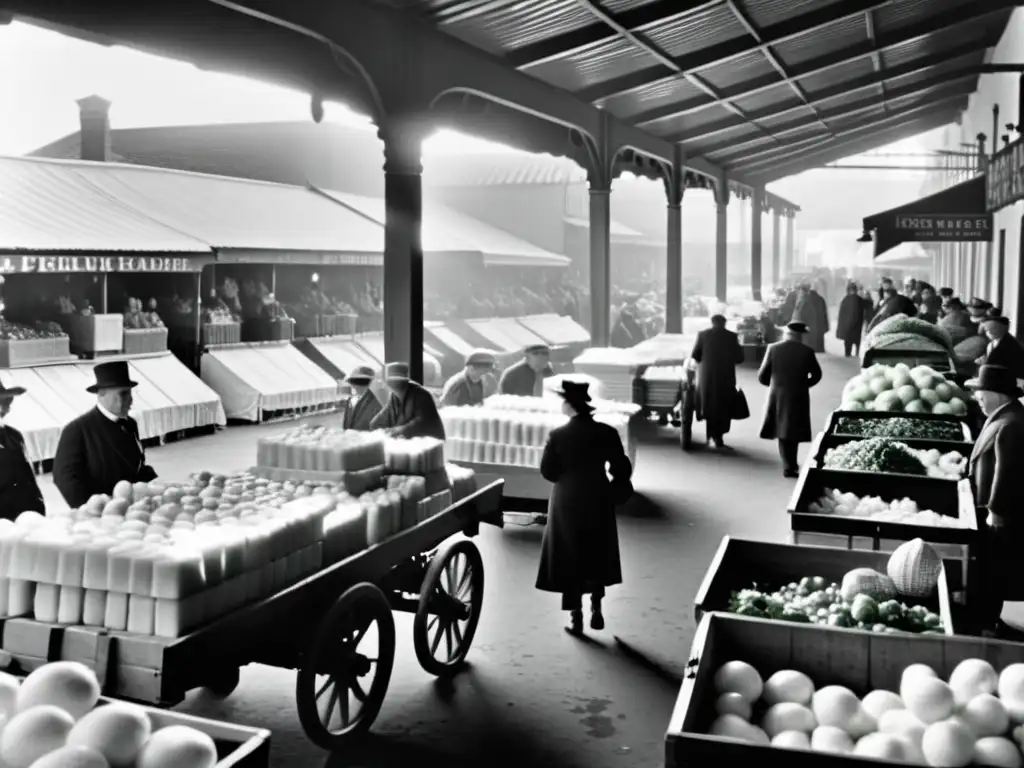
[321,190,571,267]
[0,157,212,253]
[424,152,586,187]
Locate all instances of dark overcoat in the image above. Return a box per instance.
[0,425,44,518]
[369,381,446,440]
[836,294,865,345]
[691,326,744,436]
[498,359,554,397]
[440,370,497,407]
[970,400,1024,600]
[53,408,157,508]
[757,339,822,443]
[985,336,1024,380]
[535,414,632,595]
[341,390,383,431]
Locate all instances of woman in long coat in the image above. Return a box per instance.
[536,381,633,636]
[836,282,866,358]
[690,314,744,449]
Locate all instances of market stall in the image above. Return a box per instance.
[446,319,524,370]
[423,321,478,379]
[515,314,590,365]
[200,341,343,421]
[352,332,444,387]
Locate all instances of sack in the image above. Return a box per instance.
[731,388,750,420]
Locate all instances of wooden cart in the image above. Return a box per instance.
[1,481,504,752]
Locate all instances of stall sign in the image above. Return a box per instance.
[891,214,992,242]
[0,255,206,273]
[987,137,1024,212]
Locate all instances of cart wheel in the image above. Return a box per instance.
[413,539,484,678]
[296,583,396,751]
[204,666,240,698]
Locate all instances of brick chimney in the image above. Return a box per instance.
[76,95,112,162]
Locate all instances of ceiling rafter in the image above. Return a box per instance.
[594,0,1011,119]
[731,94,970,172]
[863,9,887,117]
[654,45,983,142]
[723,0,831,135]
[749,111,960,183]
[694,71,978,157]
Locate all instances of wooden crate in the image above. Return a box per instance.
[825,409,971,442]
[693,536,955,632]
[66,314,123,353]
[140,707,270,768]
[123,327,168,354]
[0,338,57,367]
[203,322,241,346]
[666,613,1024,768]
[811,431,973,466]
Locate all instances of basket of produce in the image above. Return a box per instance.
[694,536,953,634]
[817,437,967,480]
[666,612,1024,767]
[840,363,969,416]
[864,313,955,356]
[812,432,973,467]
[0,320,69,367]
[65,313,123,354]
[825,411,972,442]
[789,467,978,545]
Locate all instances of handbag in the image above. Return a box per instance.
[731,388,751,420]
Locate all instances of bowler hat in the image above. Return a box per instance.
[345,365,376,384]
[0,377,26,398]
[524,343,550,355]
[86,361,137,394]
[966,364,1023,398]
[384,362,410,381]
[465,349,497,368]
[787,321,809,334]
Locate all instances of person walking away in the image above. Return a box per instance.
[836,283,866,358]
[341,366,383,430]
[535,381,632,637]
[792,283,828,353]
[440,350,498,407]
[965,365,1024,637]
[499,344,555,396]
[976,316,1024,379]
[0,379,44,517]
[690,314,744,450]
[859,286,877,330]
[53,361,158,509]
[758,322,823,478]
[369,362,446,440]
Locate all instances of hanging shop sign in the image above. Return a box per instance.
[0,255,210,274]
[215,250,384,267]
[986,136,1024,212]
[891,214,993,242]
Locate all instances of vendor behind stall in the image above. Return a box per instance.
[341,365,382,431]
[53,362,158,509]
[976,316,1024,379]
[0,379,44,517]
[499,344,555,397]
[440,350,498,407]
[370,362,445,440]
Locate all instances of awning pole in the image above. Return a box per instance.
[101,274,108,314]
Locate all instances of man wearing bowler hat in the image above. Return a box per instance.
[976,316,1024,380]
[499,344,555,397]
[53,361,158,508]
[369,362,446,440]
[341,365,383,431]
[0,378,44,517]
[440,349,498,407]
[966,365,1024,636]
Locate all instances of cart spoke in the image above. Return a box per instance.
[351,676,368,703]
[444,622,454,661]
[455,565,473,599]
[430,620,446,655]
[451,618,464,648]
[427,614,439,633]
[351,622,371,648]
[315,676,333,700]
[322,682,340,727]
[338,684,351,726]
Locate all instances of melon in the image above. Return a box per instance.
[918,389,940,407]
[934,382,954,402]
[135,725,217,768]
[904,400,927,414]
[841,401,866,411]
[112,482,134,501]
[887,538,942,598]
[931,402,953,415]
[869,377,894,395]
[17,662,100,719]
[896,385,919,405]
[891,372,913,389]
[27,745,110,768]
[948,397,968,416]
[67,703,151,767]
[2,706,76,767]
[840,568,897,602]
[874,391,903,412]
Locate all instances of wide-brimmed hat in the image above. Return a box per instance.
[0,377,26,399]
[384,362,410,382]
[555,380,593,407]
[787,322,809,334]
[966,364,1023,398]
[967,297,992,311]
[345,365,376,384]
[981,316,1011,328]
[86,361,137,394]
[524,343,550,355]
[465,349,497,368]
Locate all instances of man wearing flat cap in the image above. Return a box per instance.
[369,362,446,440]
[757,322,822,477]
[966,365,1024,636]
[976,316,1024,380]
[53,361,158,509]
[0,378,44,518]
[440,350,498,407]
[341,365,383,431]
[499,344,555,397]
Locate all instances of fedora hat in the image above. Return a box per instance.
[345,365,376,384]
[524,343,550,355]
[787,321,809,334]
[86,361,137,394]
[0,377,26,398]
[966,364,1023,398]
[384,362,410,381]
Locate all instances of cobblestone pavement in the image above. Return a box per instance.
[37,337,859,768]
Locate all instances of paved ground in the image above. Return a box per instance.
[39,337,860,768]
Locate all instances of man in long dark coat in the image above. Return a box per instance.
[836,282,866,357]
[341,365,383,431]
[0,379,44,517]
[966,365,1024,636]
[53,361,158,508]
[440,350,498,407]
[977,317,1024,380]
[369,361,446,440]
[499,344,555,397]
[757,322,823,478]
[791,283,829,354]
[690,314,744,450]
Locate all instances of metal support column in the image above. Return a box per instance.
[714,182,729,303]
[751,188,764,302]
[381,120,425,383]
[772,209,781,292]
[785,214,796,277]
[664,155,684,334]
[589,185,612,346]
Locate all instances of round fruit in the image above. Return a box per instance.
[762,670,814,706]
[67,703,151,767]
[135,725,218,768]
[2,705,76,768]
[902,676,955,724]
[714,693,752,720]
[25,746,109,768]
[714,661,763,703]
[921,720,974,768]
[17,662,100,719]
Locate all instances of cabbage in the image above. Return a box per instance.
[865,314,954,354]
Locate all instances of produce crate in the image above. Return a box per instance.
[249,465,385,496]
[335,314,358,335]
[824,409,972,440]
[66,313,123,353]
[123,327,168,355]
[241,317,295,343]
[693,536,955,633]
[862,348,955,374]
[810,431,973,465]
[203,322,241,346]
[293,314,344,338]
[665,613,1024,768]
[788,466,978,547]
[0,337,65,367]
